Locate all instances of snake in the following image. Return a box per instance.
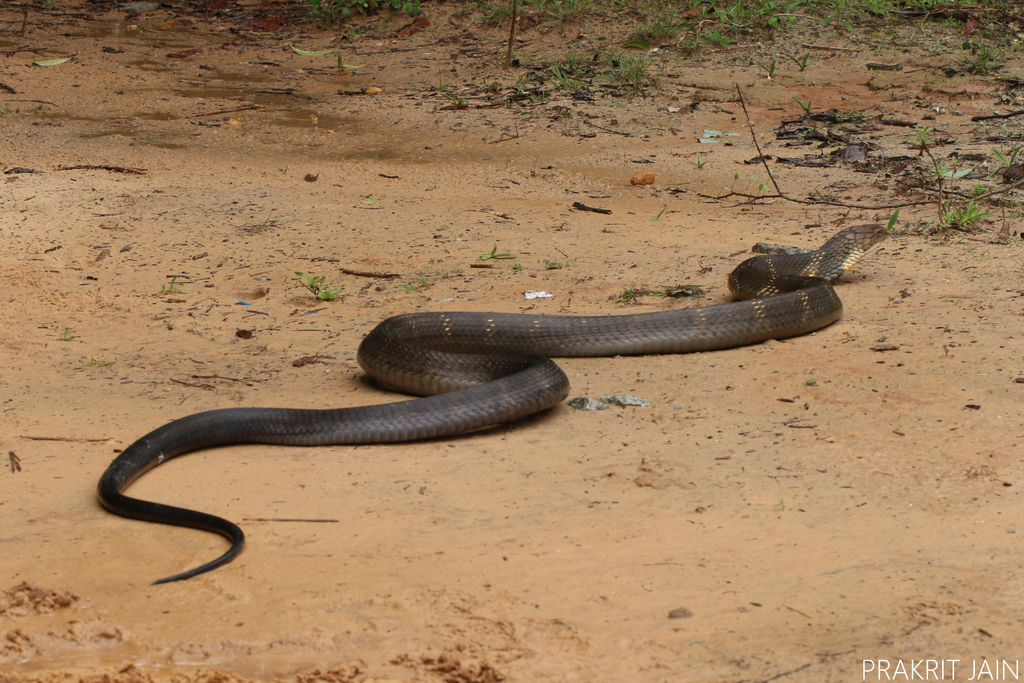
[97,224,887,584]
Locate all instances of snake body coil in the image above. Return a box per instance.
[98,224,887,584]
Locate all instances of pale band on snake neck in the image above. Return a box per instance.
[97,224,888,584]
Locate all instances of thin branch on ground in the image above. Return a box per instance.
[736,85,784,197]
[503,0,517,65]
[698,84,1018,212]
[720,84,1024,215]
[186,104,265,119]
[696,188,932,210]
[971,109,1024,122]
[340,267,400,278]
[56,164,147,175]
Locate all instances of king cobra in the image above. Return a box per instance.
[98,224,887,584]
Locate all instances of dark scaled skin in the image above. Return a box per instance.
[98,224,887,584]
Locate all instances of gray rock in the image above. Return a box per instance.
[568,397,610,411]
[601,394,651,407]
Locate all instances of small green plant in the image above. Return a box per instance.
[478,243,517,261]
[912,125,935,153]
[913,126,969,186]
[432,266,463,280]
[539,259,564,270]
[616,286,659,306]
[57,329,75,342]
[528,89,549,104]
[159,277,182,295]
[936,166,972,181]
[294,271,343,301]
[805,378,818,386]
[302,0,342,27]
[442,92,468,106]
[940,200,992,231]
[650,205,667,222]
[546,0,584,25]
[960,46,1003,75]
[695,152,707,169]
[87,359,109,367]
[627,13,679,45]
[550,65,584,91]
[886,209,900,233]
[756,59,777,79]
[786,52,811,71]
[513,262,524,272]
[243,214,278,235]
[398,277,433,292]
[991,144,1022,172]
[610,54,653,91]
[0,104,12,116]
[562,50,582,72]
[617,283,702,302]
[514,71,537,90]
[703,30,733,48]
[482,0,515,27]
[661,284,703,298]
[792,96,813,114]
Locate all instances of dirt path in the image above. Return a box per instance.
[2,3,1024,682]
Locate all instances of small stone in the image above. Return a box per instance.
[668,607,694,619]
[839,145,868,162]
[630,171,655,186]
[568,397,610,411]
[602,394,651,407]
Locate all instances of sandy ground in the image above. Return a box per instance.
[2,3,1024,682]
